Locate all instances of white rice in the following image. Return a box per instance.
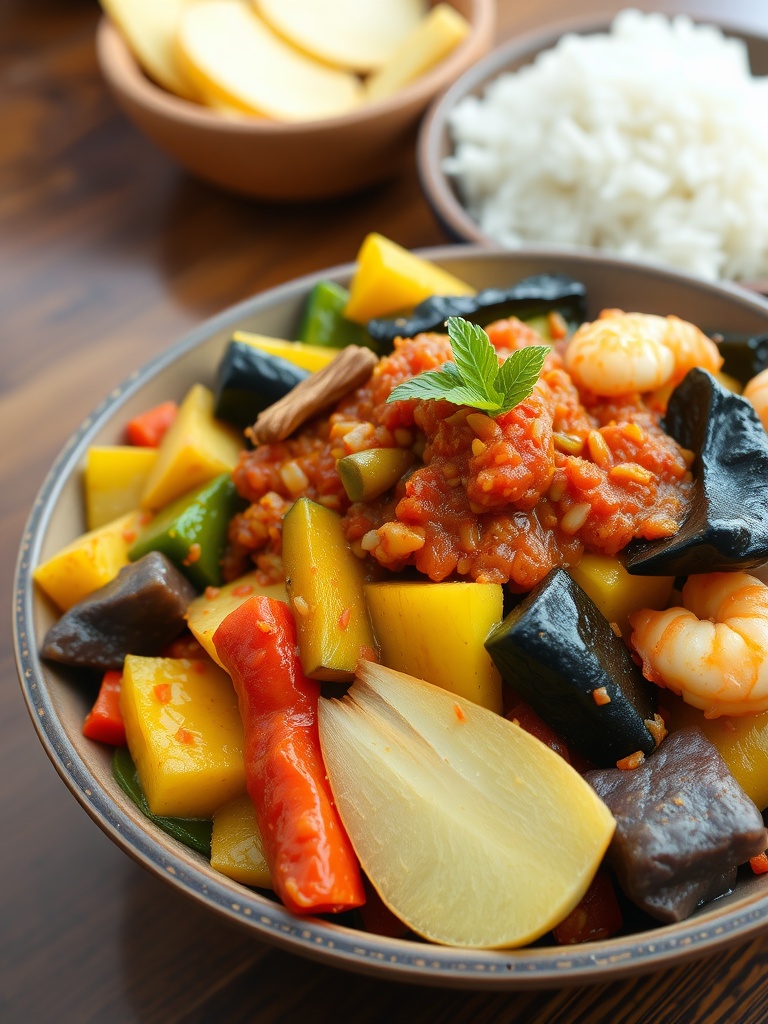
[444,9,768,281]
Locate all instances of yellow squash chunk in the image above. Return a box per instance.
[366,4,470,102]
[568,553,674,636]
[100,0,197,99]
[282,497,376,681]
[664,693,768,811]
[343,233,475,324]
[176,0,364,122]
[232,331,336,372]
[253,0,425,74]
[186,571,287,667]
[211,794,272,888]
[140,383,242,511]
[85,446,158,530]
[364,580,503,713]
[33,510,148,611]
[121,655,246,818]
[318,661,616,948]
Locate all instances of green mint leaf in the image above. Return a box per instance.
[495,346,550,414]
[385,316,548,418]
[445,316,501,403]
[388,366,500,410]
[388,366,470,402]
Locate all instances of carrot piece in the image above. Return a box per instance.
[213,595,365,916]
[82,670,126,747]
[750,852,768,875]
[125,400,178,447]
[552,869,623,945]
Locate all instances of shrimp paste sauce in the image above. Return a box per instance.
[228,317,694,590]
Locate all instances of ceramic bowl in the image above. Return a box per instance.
[417,14,768,280]
[14,247,768,988]
[95,0,495,201]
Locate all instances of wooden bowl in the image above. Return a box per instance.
[14,246,768,988]
[95,0,495,201]
[417,14,768,272]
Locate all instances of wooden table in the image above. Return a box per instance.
[4,1,768,1020]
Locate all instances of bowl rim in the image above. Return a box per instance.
[95,0,496,136]
[14,244,768,989]
[417,11,768,249]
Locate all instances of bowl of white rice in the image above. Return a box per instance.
[417,9,768,286]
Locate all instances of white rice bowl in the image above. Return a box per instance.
[444,9,768,281]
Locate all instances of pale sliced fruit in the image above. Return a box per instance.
[176,0,364,122]
[318,661,615,948]
[366,3,470,102]
[253,0,425,74]
[100,0,197,99]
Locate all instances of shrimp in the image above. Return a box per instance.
[744,366,768,432]
[564,309,723,397]
[629,572,768,718]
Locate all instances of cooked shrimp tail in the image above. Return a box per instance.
[629,572,768,718]
[565,310,722,397]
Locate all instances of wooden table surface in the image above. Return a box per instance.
[5,1,768,1020]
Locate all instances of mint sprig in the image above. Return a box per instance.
[386,316,549,417]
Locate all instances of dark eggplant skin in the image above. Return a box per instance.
[213,340,309,430]
[366,274,587,347]
[626,368,768,576]
[484,567,658,768]
[712,331,768,385]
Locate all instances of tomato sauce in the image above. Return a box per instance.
[228,318,693,590]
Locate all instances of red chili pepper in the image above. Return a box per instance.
[82,670,126,747]
[552,869,623,945]
[213,595,365,916]
[125,400,178,447]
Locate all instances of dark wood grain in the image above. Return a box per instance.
[4,1,768,1021]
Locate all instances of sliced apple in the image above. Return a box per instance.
[176,0,364,122]
[366,3,470,102]
[318,660,615,949]
[100,0,197,99]
[253,0,425,74]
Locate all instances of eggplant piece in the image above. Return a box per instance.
[366,274,587,347]
[585,727,768,922]
[41,552,196,670]
[213,339,309,430]
[626,368,768,576]
[713,331,768,385]
[484,567,658,768]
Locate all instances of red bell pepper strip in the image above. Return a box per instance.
[213,595,365,916]
[125,400,178,447]
[82,670,126,747]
